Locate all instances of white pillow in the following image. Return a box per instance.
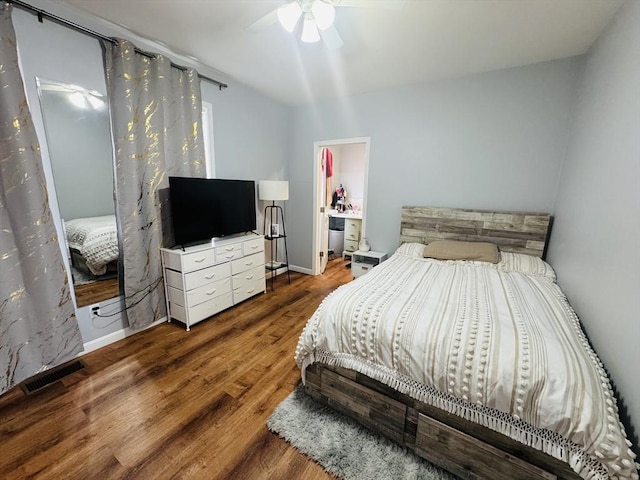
[496,252,556,280]
[395,242,426,257]
[396,244,555,280]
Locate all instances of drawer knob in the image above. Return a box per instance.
[194,258,205,263]
[205,274,215,279]
[225,247,234,251]
[247,288,255,293]
[245,274,254,280]
[245,261,253,266]
[206,289,216,295]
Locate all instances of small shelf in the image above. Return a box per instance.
[263,203,291,290]
[265,261,287,271]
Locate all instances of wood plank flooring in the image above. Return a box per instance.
[74,278,119,308]
[0,258,353,480]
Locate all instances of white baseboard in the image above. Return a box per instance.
[81,316,167,354]
[290,264,313,275]
[266,265,313,276]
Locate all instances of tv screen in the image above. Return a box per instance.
[169,177,256,246]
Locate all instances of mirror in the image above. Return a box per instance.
[36,78,119,305]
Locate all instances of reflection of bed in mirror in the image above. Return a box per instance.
[64,215,119,282]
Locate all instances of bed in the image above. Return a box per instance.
[295,207,638,480]
[64,215,119,277]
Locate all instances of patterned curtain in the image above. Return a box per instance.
[102,39,205,330]
[0,3,83,395]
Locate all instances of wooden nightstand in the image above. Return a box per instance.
[351,250,388,278]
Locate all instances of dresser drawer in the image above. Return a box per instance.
[415,412,555,480]
[344,239,359,252]
[231,251,265,275]
[345,219,361,238]
[232,277,265,304]
[167,277,231,308]
[180,249,216,273]
[352,262,373,278]
[215,243,242,263]
[183,262,230,290]
[187,277,231,306]
[232,265,264,289]
[165,262,231,291]
[169,291,233,325]
[345,230,360,242]
[243,237,264,256]
[164,269,184,290]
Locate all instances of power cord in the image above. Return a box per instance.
[92,276,164,318]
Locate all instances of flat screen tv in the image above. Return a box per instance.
[169,177,256,247]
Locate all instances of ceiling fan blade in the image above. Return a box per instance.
[333,0,405,9]
[320,24,344,50]
[245,8,279,32]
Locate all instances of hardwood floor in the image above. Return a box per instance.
[0,258,353,479]
[74,278,120,308]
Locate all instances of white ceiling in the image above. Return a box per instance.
[53,0,624,106]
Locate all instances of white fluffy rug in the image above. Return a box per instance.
[267,385,460,480]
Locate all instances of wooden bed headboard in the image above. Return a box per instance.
[400,206,552,258]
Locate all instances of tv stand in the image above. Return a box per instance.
[160,234,266,331]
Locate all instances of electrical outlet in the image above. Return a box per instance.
[91,306,100,318]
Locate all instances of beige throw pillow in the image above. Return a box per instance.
[423,240,500,263]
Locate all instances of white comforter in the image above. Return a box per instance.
[64,215,119,276]
[296,245,638,480]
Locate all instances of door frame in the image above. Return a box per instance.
[311,136,371,275]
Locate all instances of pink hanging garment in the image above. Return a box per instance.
[322,147,333,177]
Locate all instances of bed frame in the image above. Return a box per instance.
[303,207,585,480]
[399,206,552,258]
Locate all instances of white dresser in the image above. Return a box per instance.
[343,218,362,255]
[161,234,266,330]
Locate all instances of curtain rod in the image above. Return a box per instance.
[8,0,228,90]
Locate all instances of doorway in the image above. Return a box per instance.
[312,137,370,275]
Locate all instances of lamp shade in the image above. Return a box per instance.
[259,180,289,201]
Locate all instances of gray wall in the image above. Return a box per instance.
[547,0,640,434]
[203,81,290,182]
[287,58,582,269]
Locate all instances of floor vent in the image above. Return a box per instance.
[21,360,86,395]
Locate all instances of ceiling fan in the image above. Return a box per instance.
[246,0,404,50]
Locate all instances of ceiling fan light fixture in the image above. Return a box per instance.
[277,2,303,33]
[311,0,335,30]
[69,91,87,109]
[301,17,320,43]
